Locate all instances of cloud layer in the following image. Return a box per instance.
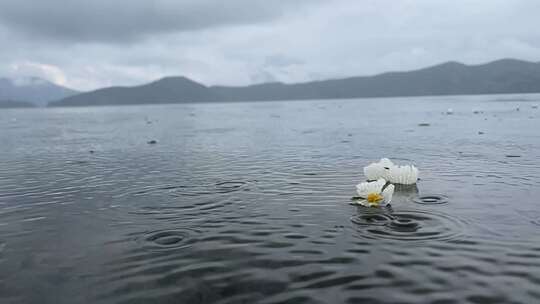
[0,0,320,42]
[1,0,539,91]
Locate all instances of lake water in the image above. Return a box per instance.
[2,94,540,304]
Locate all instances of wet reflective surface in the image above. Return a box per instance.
[2,94,540,304]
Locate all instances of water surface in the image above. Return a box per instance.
[2,94,540,303]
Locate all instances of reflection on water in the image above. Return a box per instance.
[2,94,540,303]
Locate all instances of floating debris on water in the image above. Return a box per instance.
[446,108,454,115]
[505,154,521,158]
[147,140,158,145]
[418,123,430,127]
[478,131,484,135]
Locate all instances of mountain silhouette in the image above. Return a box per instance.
[49,59,540,107]
[0,77,78,107]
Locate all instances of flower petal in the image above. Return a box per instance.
[356,178,386,198]
[351,199,383,208]
[388,165,419,185]
[379,158,394,167]
[381,184,395,205]
[363,158,419,185]
[363,158,394,180]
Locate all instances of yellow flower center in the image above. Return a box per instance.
[366,193,383,204]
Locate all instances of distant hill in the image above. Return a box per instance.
[50,76,215,107]
[49,59,540,107]
[0,99,36,108]
[0,77,78,107]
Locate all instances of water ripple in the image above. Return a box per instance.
[3,98,540,304]
[351,209,466,242]
[138,228,200,251]
[413,194,450,205]
[132,180,251,197]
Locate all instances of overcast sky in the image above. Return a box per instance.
[1,0,539,91]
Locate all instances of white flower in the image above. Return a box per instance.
[387,165,419,185]
[363,158,394,181]
[363,158,419,185]
[353,178,394,207]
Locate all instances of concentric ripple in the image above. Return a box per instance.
[350,209,395,227]
[132,180,250,197]
[351,209,465,242]
[5,97,540,304]
[165,181,249,196]
[139,228,199,251]
[413,194,449,205]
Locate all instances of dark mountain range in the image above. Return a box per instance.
[49,59,540,107]
[49,76,215,107]
[0,77,78,107]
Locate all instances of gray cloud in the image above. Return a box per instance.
[1,0,540,91]
[0,0,313,42]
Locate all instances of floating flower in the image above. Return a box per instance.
[363,158,419,185]
[363,158,394,181]
[387,164,419,185]
[353,178,394,207]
